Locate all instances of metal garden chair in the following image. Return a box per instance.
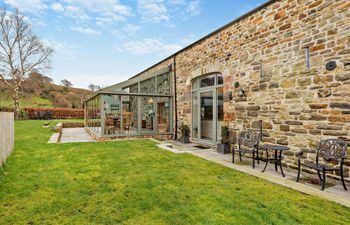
[232,130,261,168]
[296,139,348,191]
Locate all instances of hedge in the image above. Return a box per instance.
[24,108,84,119]
[0,107,14,112]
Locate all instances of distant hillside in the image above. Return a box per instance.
[0,72,92,109]
[0,94,54,108]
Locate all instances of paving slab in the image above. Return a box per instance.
[60,128,96,143]
[48,133,60,144]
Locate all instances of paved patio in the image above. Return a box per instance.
[60,128,96,143]
[156,140,350,208]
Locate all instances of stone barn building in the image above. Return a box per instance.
[85,0,350,181]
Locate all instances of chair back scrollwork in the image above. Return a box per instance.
[316,139,347,163]
[239,130,261,148]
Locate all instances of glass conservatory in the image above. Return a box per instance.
[85,68,173,138]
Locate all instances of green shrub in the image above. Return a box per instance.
[179,123,190,137]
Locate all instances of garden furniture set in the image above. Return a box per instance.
[231,129,348,191]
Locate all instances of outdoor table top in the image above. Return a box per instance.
[260,144,290,151]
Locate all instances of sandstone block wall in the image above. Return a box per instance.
[174,0,350,181]
[129,0,350,181]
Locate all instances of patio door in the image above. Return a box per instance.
[200,91,214,142]
[191,73,224,144]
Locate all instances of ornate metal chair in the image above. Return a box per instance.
[232,130,261,168]
[296,139,348,191]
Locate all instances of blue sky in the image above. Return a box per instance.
[1,0,266,88]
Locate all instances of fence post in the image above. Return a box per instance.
[0,112,15,166]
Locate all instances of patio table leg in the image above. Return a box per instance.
[262,149,269,173]
[274,150,278,172]
[279,150,285,177]
[340,162,348,190]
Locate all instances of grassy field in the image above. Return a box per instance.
[0,120,349,224]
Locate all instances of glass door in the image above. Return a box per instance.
[192,92,199,140]
[200,91,214,142]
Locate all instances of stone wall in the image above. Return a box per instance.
[129,0,350,181]
[173,0,350,181]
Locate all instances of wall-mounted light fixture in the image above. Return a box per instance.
[325,61,336,71]
[233,81,245,97]
[238,88,245,97]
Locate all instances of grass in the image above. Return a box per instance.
[0,120,349,224]
[0,94,54,108]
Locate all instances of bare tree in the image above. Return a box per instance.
[88,83,101,92]
[23,71,52,95]
[88,83,96,91]
[60,79,72,88]
[0,9,53,118]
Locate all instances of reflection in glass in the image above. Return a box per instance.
[157,97,171,133]
[129,83,138,93]
[200,91,213,141]
[217,75,223,85]
[200,74,215,88]
[217,87,224,142]
[141,97,155,132]
[121,95,138,134]
[192,93,198,139]
[103,95,121,135]
[86,95,102,135]
[157,73,170,95]
[140,77,155,94]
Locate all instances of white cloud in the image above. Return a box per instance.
[186,0,201,16]
[62,0,132,24]
[51,3,64,12]
[137,0,169,23]
[122,38,182,55]
[4,0,47,12]
[43,39,78,60]
[137,0,202,23]
[70,26,101,36]
[64,5,90,21]
[31,18,47,26]
[124,24,140,36]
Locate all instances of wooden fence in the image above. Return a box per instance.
[0,112,14,166]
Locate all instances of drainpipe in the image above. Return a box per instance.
[260,120,263,142]
[173,55,178,140]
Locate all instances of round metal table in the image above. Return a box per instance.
[260,144,290,177]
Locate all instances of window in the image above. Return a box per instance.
[140,77,155,94]
[103,95,121,135]
[140,96,155,132]
[200,74,216,88]
[217,74,223,85]
[130,83,138,93]
[121,95,138,134]
[123,83,138,93]
[192,73,223,90]
[86,95,102,135]
[157,97,171,133]
[157,73,170,95]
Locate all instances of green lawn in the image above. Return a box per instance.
[0,120,349,224]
